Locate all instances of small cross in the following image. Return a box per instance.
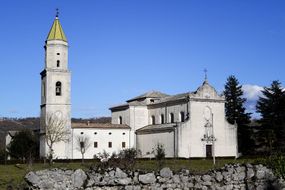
[56,8,59,18]
[204,68,208,81]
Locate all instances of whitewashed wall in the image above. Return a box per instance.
[129,106,148,148]
[148,103,188,124]
[137,131,174,158]
[111,109,130,125]
[45,40,68,70]
[178,100,237,158]
[72,128,130,159]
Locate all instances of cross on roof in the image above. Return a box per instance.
[56,8,59,18]
[204,68,208,81]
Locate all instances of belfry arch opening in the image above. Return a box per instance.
[56,81,62,96]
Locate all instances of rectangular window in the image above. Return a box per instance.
[94,142,98,148]
[122,142,126,148]
[108,142,112,148]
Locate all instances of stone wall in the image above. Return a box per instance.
[25,164,285,190]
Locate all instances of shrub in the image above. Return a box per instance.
[118,148,137,170]
[0,149,6,162]
[93,148,141,171]
[94,150,112,171]
[267,154,285,179]
[152,143,165,169]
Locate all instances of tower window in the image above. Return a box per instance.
[108,142,112,148]
[57,60,60,67]
[160,114,164,124]
[170,113,174,123]
[151,115,155,125]
[57,53,60,55]
[119,116,122,124]
[56,81,62,96]
[122,142,126,148]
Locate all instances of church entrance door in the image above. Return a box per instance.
[206,145,212,158]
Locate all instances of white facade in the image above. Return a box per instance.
[72,125,130,159]
[110,81,238,158]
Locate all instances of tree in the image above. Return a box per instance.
[76,135,91,164]
[224,75,253,155]
[45,113,70,164]
[224,75,251,125]
[256,80,285,153]
[7,129,38,163]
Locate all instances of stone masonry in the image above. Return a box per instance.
[25,164,285,190]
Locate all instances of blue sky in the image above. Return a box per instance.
[0,0,284,118]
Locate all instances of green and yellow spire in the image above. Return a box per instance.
[47,10,67,42]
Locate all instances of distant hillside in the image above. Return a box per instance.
[72,117,111,124]
[0,116,111,132]
[0,117,40,149]
[0,117,40,132]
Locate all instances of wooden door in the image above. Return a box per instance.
[206,145,212,158]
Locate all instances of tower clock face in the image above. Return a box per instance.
[204,107,211,121]
[54,110,63,119]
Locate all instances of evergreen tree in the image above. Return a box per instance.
[224,75,252,155]
[224,75,251,125]
[256,80,285,152]
[7,129,39,162]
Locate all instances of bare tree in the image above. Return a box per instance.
[76,135,91,164]
[45,112,70,164]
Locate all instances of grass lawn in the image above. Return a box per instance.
[0,158,258,189]
[0,162,92,189]
[135,158,258,173]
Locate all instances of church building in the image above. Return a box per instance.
[40,14,238,160]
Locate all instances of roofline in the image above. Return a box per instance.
[109,104,129,111]
[136,127,174,134]
[126,97,146,103]
[72,126,131,129]
[147,98,188,108]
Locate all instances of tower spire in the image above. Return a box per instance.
[46,10,67,42]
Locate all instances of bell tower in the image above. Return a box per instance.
[40,12,72,159]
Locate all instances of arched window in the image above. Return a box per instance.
[160,114,164,124]
[170,113,174,123]
[180,111,185,122]
[151,115,155,125]
[119,116,123,124]
[56,81,62,96]
[57,60,60,67]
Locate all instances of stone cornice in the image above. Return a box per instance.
[147,98,188,109]
[136,127,174,135]
[190,98,225,103]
